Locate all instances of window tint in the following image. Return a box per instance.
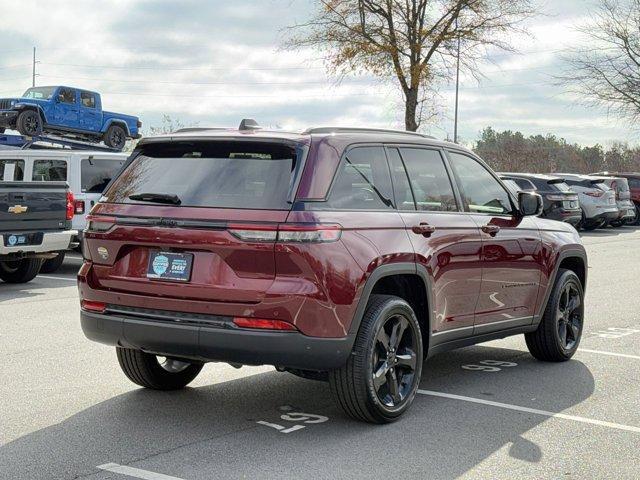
[386,148,415,210]
[400,148,457,212]
[105,141,299,210]
[0,159,25,180]
[32,160,67,181]
[80,92,96,108]
[58,88,76,104]
[81,158,125,193]
[327,147,394,210]
[448,152,513,215]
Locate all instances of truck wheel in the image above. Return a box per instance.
[329,294,423,423]
[116,347,203,390]
[104,125,127,150]
[16,110,42,136]
[525,269,584,362]
[40,252,65,273]
[0,258,44,283]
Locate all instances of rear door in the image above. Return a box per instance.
[446,151,543,332]
[79,91,101,132]
[84,140,302,304]
[390,146,482,340]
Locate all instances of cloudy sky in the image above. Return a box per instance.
[0,0,632,146]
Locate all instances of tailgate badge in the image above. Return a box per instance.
[8,205,27,214]
[97,247,109,260]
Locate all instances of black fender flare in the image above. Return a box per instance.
[103,120,131,137]
[14,104,47,124]
[347,262,434,346]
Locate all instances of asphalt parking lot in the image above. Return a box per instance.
[2,227,640,480]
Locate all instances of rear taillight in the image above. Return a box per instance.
[585,190,604,197]
[228,223,342,243]
[233,317,297,331]
[546,194,566,201]
[66,191,75,220]
[85,214,117,232]
[74,200,85,215]
[81,300,106,313]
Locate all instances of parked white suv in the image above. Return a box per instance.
[555,174,619,230]
[0,150,127,270]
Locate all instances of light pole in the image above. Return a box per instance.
[453,27,461,143]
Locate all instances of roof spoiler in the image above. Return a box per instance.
[547,178,565,185]
[590,179,605,185]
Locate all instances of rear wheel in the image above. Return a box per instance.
[329,294,423,423]
[40,252,65,273]
[16,110,42,136]
[610,219,623,228]
[0,258,43,283]
[525,269,584,362]
[116,347,203,390]
[104,124,127,150]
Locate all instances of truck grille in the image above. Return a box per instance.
[0,99,13,110]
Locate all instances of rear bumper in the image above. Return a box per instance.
[0,229,74,256]
[80,309,355,370]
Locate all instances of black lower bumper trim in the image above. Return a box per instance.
[81,310,354,370]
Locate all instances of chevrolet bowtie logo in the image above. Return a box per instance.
[8,205,28,214]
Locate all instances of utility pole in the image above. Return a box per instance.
[32,47,36,87]
[453,26,461,144]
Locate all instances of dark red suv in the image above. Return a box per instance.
[78,124,588,423]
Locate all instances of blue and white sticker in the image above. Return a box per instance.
[7,235,17,246]
[152,255,169,276]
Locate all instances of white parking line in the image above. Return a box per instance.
[37,275,76,282]
[417,390,640,434]
[578,348,640,360]
[97,463,185,480]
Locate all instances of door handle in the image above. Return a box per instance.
[411,223,436,237]
[481,224,501,236]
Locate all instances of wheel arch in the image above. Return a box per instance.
[103,120,130,136]
[348,263,433,356]
[15,104,47,124]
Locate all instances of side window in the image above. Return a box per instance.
[32,160,68,181]
[400,148,458,212]
[327,146,394,210]
[0,159,25,180]
[58,88,76,104]
[514,178,535,190]
[628,178,640,189]
[81,158,125,193]
[448,152,513,215]
[386,148,415,210]
[80,92,96,108]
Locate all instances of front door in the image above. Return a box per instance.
[387,146,483,341]
[53,87,79,128]
[446,151,543,333]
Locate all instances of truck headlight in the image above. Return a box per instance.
[10,100,16,107]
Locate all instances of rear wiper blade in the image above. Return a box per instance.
[129,193,181,205]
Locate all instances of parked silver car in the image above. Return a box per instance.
[590,175,636,227]
[554,174,619,230]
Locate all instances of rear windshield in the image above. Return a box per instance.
[104,141,300,209]
[550,181,571,192]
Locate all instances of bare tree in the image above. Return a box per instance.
[285,0,535,131]
[560,0,640,123]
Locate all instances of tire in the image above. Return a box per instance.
[610,219,623,228]
[329,294,423,424]
[632,204,640,226]
[525,269,584,362]
[0,258,43,283]
[116,347,203,390]
[40,252,65,273]
[16,110,42,136]
[103,124,127,150]
[582,221,600,231]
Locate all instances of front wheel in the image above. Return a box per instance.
[103,124,127,150]
[329,295,423,423]
[116,347,203,390]
[0,258,43,283]
[16,110,42,136]
[525,269,584,362]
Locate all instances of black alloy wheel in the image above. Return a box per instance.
[556,283,582,351]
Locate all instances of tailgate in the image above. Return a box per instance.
[0,181,69,232]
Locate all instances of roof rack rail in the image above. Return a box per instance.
[172,127,228,133]
[302,127,436,139]
[0,133,122,152]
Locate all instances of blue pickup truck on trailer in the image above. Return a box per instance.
[0,86,141,150]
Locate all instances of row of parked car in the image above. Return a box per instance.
[500,172,640,230]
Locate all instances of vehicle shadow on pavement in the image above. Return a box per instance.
[580,224,640,238]
[0,258,80,302]
[0,346,594,480]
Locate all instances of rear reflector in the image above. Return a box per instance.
[81,300,106,313]
[233,317,297,331]
[74,200,85,215]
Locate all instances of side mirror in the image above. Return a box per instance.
[518,191,543,217]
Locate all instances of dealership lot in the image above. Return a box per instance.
[1,228,639,480]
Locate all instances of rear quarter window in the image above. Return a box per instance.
[81,158,125,193]
[0,159,25,180]
[104,141,300,210]
[32,159,67,181]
